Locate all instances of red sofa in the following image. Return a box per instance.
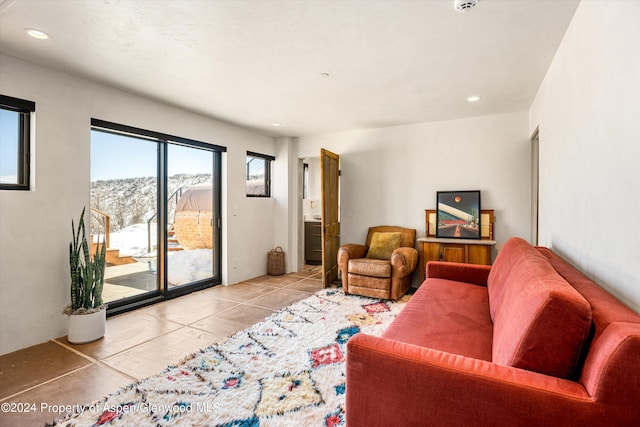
[346,237,640,426]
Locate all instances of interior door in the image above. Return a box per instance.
[321,148,340,287]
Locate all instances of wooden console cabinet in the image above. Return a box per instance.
[418,238,497,283]
[419,208,496,282]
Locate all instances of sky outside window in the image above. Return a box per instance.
[91,130,212,181]
[0,109,19,184]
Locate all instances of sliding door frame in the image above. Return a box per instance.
[91,119,225,316]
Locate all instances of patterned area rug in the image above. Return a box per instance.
[51,288,410,426]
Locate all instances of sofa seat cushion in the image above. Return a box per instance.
[382,278,493,361]
[348,258,391,278]
[490,238,592,379]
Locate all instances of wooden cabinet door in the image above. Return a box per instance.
[422,242,442,262]
[468,245,492,265]
[441,244,466,263]
[420,242,438,282]
[304,222,322,263]
[419,240,494,282]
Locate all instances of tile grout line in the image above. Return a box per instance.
[51,338,139,383]
[50,338,100,364]
[96,279,317,379]
[184,288,320,339]
[187,299,276,328]
[0,272,321,404]
[215,281,317,313]
[205,282,283,309]
[183,280,319,335]
[51,326,209,383]
[57,288,281,370]
[52,315,187,363]
[0,362,95,402]
[55,324,229,384]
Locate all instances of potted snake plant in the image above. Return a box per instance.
[64,207,107,343]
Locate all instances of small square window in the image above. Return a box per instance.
[246,152,274,197]
[1,95,35,191]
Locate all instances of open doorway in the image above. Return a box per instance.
[300,157,322,275]
[299,153,340,285]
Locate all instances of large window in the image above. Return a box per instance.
[246,151,274,197]
[0,95,35,191]
[91,119,225,314]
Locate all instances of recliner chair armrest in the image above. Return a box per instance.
[390,247,418,278]
[338,244,368,262]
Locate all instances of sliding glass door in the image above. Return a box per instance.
[90,130,160,304]
[90,120,223,313]
[166,143,218,290]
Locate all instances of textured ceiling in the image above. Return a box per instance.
[0,0,580,137]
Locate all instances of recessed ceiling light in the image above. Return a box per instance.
[320,73,330,78]
[272,123,282,127]
[25,28,50,40]
[467,95,481,102]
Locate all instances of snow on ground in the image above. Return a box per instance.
[101,223,213,286]
[167,249,213,286]
[99,223,157,257]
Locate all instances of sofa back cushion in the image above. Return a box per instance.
[487,237,527,320]
[536,246,640,341]
[489,238,592,379]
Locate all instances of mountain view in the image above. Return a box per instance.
[90,173,212,233]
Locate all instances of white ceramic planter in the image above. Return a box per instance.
[67,307,106,344]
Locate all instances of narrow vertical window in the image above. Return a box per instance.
[0,95,35,191]
[303,162,309,199]
[246,151,274,197]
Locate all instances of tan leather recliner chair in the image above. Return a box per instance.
[337,226,418,300]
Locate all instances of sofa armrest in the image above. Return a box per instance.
[425,261,491,287]
[346,334,601,427]
[390,247,418,278]
[580,322,640,406]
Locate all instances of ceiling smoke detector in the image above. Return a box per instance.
[454,0,479,13]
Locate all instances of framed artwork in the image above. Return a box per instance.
[426,209,494,240]
[436,190,481,239]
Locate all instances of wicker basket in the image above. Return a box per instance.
[173,210,213,250]
[267,247,286,276]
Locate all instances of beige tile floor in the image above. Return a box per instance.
[0,269,323,426]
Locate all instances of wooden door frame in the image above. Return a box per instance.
[531,127,539,245]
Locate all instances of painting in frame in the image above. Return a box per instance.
[436,190,481,239]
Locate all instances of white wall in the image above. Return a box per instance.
[297,112,532,267]
[529,0,640,312]
[273,137,299,273]
[0,54,276,355]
